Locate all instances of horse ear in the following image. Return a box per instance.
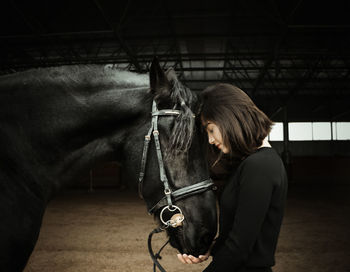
[150,57,172,108]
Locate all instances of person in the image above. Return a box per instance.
[177,83,288,272]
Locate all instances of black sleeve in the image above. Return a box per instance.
[204,159,274,271]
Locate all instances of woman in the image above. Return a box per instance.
[177,84,288,272]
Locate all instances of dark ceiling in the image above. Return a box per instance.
[1,0,350,121]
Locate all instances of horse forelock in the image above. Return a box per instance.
[166,79,197,157]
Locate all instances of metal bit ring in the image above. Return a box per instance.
[160,205,183,227]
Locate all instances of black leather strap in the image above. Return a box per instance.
[138,101,180,199]
[148,179,214,214]
[138,125,154,198]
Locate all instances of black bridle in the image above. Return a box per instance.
[138,100,214,271]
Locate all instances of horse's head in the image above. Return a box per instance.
[137,58,217,256]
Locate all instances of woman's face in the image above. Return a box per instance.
[204,121,229,154]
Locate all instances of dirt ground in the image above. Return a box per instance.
[24,184,350,272]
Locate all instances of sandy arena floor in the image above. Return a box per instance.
[24,184,350,272]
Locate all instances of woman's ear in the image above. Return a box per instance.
[149,57,173,108]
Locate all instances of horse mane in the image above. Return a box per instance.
[2,65,149,90]
[166,78,196,157]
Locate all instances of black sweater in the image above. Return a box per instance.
[204,147,288,272]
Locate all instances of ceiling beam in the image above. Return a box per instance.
[252,0,304,97]
[93,0,142,72]
[163,1,185,79]
[285,57,324,105]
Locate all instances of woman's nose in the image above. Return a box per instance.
[208,135,215,145]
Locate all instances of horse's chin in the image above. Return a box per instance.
[167,227,209,257]
[168,227,187,254]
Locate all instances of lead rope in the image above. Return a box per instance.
[148,212,185,272]
[148,226,169,272]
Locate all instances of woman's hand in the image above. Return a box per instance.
[177,251,210,264]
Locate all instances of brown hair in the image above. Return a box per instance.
[200,83,273,160]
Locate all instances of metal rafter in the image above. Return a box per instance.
[252,0,304,97]
[221,8,235,82]
[93,0,142,72]
[8,0,49,65]
[227,40,255,90]
[285,57,323,105]
[8,0,84,66]
[163,2,185,79]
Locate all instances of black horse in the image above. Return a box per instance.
[0,59,217,271]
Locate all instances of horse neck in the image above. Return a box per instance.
[53,85,151,191]
[0,73,151,200]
